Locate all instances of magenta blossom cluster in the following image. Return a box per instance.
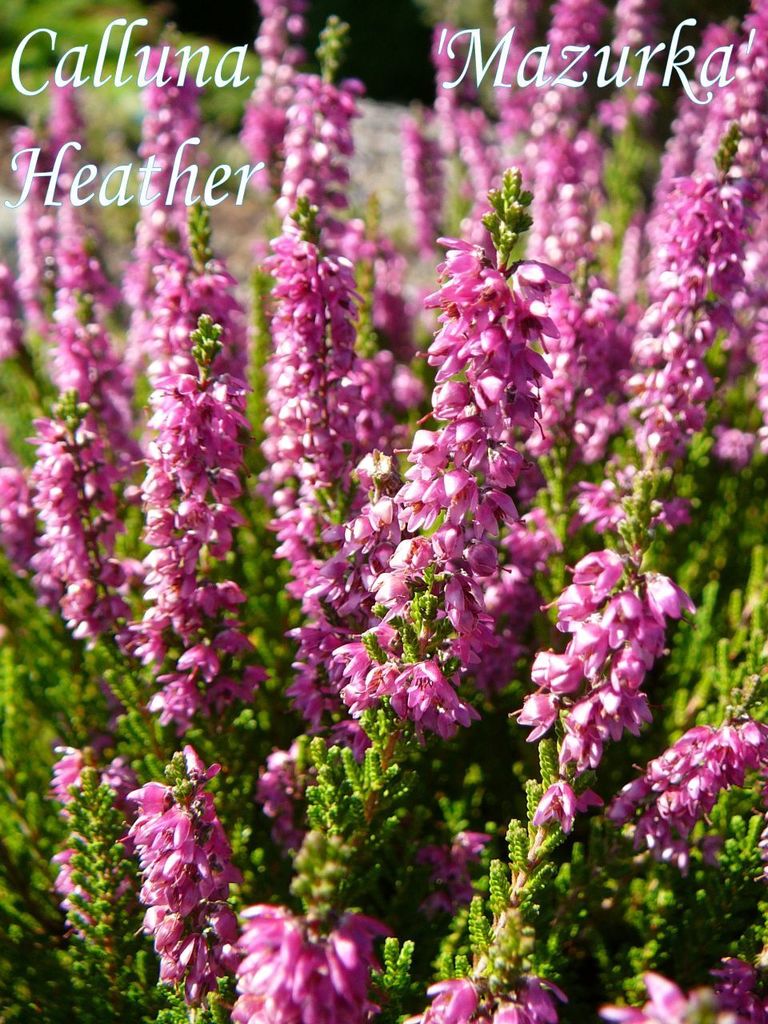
[142,245,249,387]
[55,203,119,314]
[262,227,405,736]
[275,74,363,237]
[0,263,22,362]
[241,0,307,186]
[124,52,201,367]
[609,718,768,872]
[712,958,768,1023]
[696,0,768,182]
[598,0,660,132]
[431,23,476,159]
[521,550,694,818]
[261,219,363,597]
[51,746,135,809]
[233,905,387,1024]
[526,130,608,274]
[402,112,444,259]
[29,409,129,640]
[335,235,568,738]
[601,973,733,1024]
[12,126,57,334]
[529,277,630,464]
[460,115,503,248]
[417,830,489,917]
[51,226,137,467]
[285,451,401,736]
[655,25,738,203]
[528,0,607,140]
[128,746,241,1005]
[492,0,541,140]
[633,172,751,458]
[256,741,309,852]
[474,510,562,694]
[0,430,37,574]
[132,332,264,730]
[409,974,567,1024]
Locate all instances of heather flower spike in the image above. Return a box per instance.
[128,747,241,1005]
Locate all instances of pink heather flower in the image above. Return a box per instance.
[529,277,630,464]
[732,1,768,184]
[55,203,119,314]
[520,552,694,783]
[526,130,608,272]
[601,973,732,1024]
[575,469,691,536]
[711,958,768,1023]
[529,0,607,139]
[522,4,610,271]
[51,746,86,806]
[233,905,387,1024]
[341,221,416,364]
[432,24,477,158]
[256,742,309,852]
[418,831,489,917]
[411,978,479,1024]
[455,108,503,248]
[131,333,264,730]
[275,74,363,237]
[475,510,562,694]
[142,245,249,387]
[29,410,129,640]
[12,126,57,335]
[402,111,444,258]
[261,220,363,600]
[410,975,566,1024]
[617,215,646,311]
[654,24,737,201]
[574,479,626,535]
[333,236,569,738]
[51,225,137,469]
[240,0,307,190]
[608,719,768,873]
[598,0,660,132]
[0,432,37,573]
[749,238,768,449]
[0,264,22,362]
[254,0,307,71]
[286,452,402,730]
[532,782,602,834]
[631,172,751,459]
[124,52,201,369]
[493,0,542,140]
[713,426,755,470]
[128,747,240,1005]
[694,3,768,182]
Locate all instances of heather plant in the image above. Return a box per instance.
[2,3,768,1023]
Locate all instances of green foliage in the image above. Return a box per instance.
[374,937,417,1024]
[316,15,350,84]
[481,168,533,270]
[57,770,154,1022]
[297,712,417,915]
